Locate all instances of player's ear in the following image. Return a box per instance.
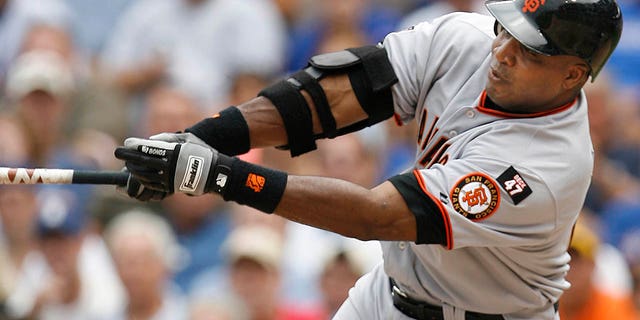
[563,61,590,90]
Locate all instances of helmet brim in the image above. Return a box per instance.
[485,0,557,56]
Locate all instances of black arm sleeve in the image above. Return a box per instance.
[388,172,449,246]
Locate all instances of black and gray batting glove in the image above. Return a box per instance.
[117,168,168,201]
[114,132,221,197]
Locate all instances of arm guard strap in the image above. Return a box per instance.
[259,44,398,157]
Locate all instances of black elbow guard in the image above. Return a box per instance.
[259,44,398,157]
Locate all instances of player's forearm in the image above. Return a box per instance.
[274,177,417,241]
[227,46,395,154]
[234,74,368,149]
[117,133,419,240]
[235,97,289,148]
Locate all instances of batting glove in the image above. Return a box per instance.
[117,168,168,201]
[114,132,219,197]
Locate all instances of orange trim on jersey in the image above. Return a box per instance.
[393,113,403,126]
[476,91,577,118]
[412,169,454,249]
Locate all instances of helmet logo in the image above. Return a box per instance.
[522,0,545,13]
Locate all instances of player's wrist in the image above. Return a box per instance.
[206,155,287,213]
[185,106,250,156]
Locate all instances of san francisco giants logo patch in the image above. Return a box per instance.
[450,173,500,221]
[522,0,545,13]
[246,173,266,192]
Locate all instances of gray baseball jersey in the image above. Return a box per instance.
[358,12,591,319]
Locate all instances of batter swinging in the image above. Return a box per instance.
[115,0,623,319]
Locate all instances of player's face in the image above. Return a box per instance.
[486,25,586,112]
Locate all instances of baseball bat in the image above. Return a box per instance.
[0,167,129,186]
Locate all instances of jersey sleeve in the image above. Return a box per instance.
[391,157,558,250]
[387,130,587,251]
[423,158,560,249]
[389,171,452,246]
[382,22,435,122]
[382,13,495,124]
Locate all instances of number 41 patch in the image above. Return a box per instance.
[496,166,532,205]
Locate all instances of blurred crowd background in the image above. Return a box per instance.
[0,0,638,319]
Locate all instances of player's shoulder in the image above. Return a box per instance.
[468,118,593,187]
[437,12,495,30]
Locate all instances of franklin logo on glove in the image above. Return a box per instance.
[180,156,204,192]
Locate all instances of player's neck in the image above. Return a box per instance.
[485,94,577,114]
[484,96,527,114]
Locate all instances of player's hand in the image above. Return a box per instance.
[114,132,219,196]
[117,168,167,201]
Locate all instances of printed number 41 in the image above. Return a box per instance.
[504,179,523,195]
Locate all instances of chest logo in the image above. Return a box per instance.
[450,173,500,221]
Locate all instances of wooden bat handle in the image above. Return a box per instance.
[0,167,129,185]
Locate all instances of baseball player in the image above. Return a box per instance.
[114,0,623,319]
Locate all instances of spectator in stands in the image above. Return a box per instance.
[5,50,75,167]
[5,26,121,170]
[224,224,323,320]
[62,0,131,64]
[189,295,248,320]
[105,209,188,320]
[0,184,48,319]
[0,115,29,165]
[12,190,125,320]
[143,85,204,136]
[18,24,128,142]
[559,218,637,320]
[318,245,372,319]
[586,75,640,178]
[285,0,399,72]
[0,0,70,87]
[582,74,640,213]
[20,24,77,68]
[272,0,303,27]
[101,0,286,113]
[4,47,103,223]
[161,193,233,294]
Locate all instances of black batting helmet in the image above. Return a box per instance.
[485,0,623,80]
